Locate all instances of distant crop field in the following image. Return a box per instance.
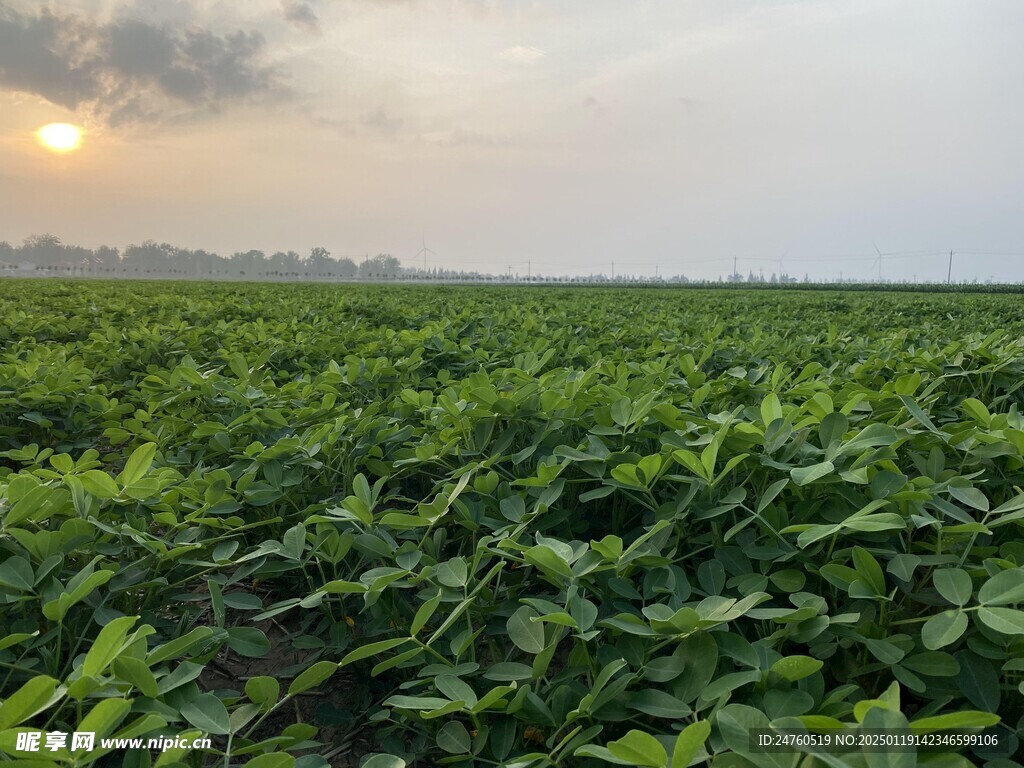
[2,281,1023,767]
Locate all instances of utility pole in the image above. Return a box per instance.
[733,255,737,278]
[947,250,953,284]
[528,260,531,281]
[611,261,615,281]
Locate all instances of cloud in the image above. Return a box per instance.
[424,128,510,148]
[0,3,284,126]
[361,107,402,136]
[281,1,319,33]
[496,45,545,64]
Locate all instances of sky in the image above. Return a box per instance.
[1,0,1023,281]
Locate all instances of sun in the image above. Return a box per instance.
[37,123,83,153]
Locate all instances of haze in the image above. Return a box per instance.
[1,0,1022,281]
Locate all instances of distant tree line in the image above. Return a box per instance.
[0,235,410,280]
[2,235,1019,290]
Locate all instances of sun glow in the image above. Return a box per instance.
[37,123,83,153]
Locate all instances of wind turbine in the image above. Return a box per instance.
[872,242,884,282]
[416,236,435,275]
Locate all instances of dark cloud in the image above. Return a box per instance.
[281,1,319,33]
[0,3,284,126]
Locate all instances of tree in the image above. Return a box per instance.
[230,249,265,277]
[335,257,358,278]
[358,253,402,279]
[20,234,65,267]
[309,246,331,277]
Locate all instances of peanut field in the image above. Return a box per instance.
[2,281,1024,768]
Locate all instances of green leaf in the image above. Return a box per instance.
[852,546,885,596]
[638,454,662,484]
[226,627,270,657]
[898,395,942,433]
[606,730,668,768]
[574,745,635,765]
[627,689,691,719]
[157,661,203,695]
[42,569,115,621]
[412,592,444,636]
[977,606,1024,635]
[245,677,280,710]
[0,557,34,592]
[644,655,687,683]
[672,720,711,768]
[436,558,468,587]
[209,578,225,628]
[319,580,368,594]
[757,478,789,514]
[79,469,121,499]
[228,353,251,382]
[384,695,452,711]
[0,632,36,651]
[933,568,972,606]
[83,616,138,677]
[118,442,157,486]
[911,711,1000,731]
[900,652,959,677]
[978,568,1024,605]
[790,461,834,486]
[435,675,478,708]
[436,721,471,754]
[761,393,783,426]
[611,463,645,488]
[922,610,968,650]
[112,657,159,698]
[483,662,534,682]
[372,647,424,676]
[960,397,991,426]
[523,545,573,580]
[340,637,412,666]
[770,655,823,682]
[507,606,545,654]
[0,676,61,729]
[865,638,905,665]
[180,693,230,735]
[77,698,132,738]
[887,554,920,582]
[949,485,989,512]
[288,661,339,696]
[360,757,406,768]
[955,652,1000,712]
[146,627,216,664]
